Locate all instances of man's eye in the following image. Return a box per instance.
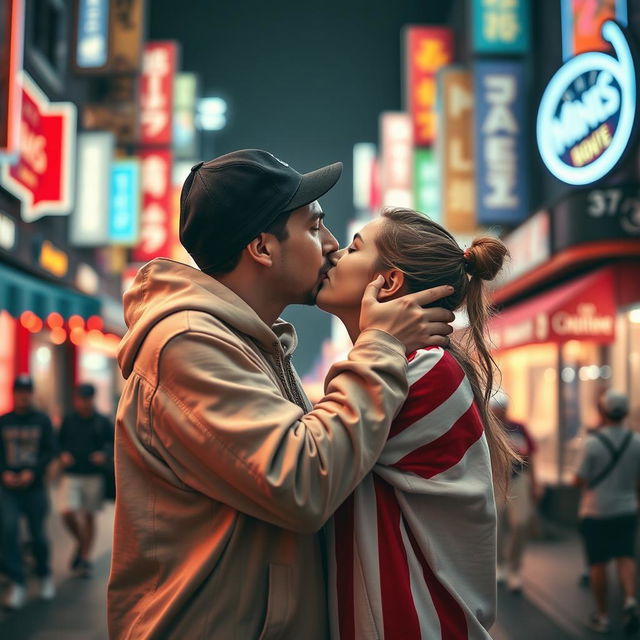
[311,226,321,232]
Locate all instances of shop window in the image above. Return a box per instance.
[27,0,67,90]
[0,312,16,415]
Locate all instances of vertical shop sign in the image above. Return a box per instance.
[74,0,109,70]
[0,72,76,222]
[474,61,528,225]
[440,68,475,233]
[404,26,453,147]
[109,0,146,73]
[140,41,177,147]
[561,0,627,61]
[70,132,114,246]
[380,112,413,207]
[413,148,440,221]
[353,143,376,212]
[132,149,172,261]
[0,0,24,158]
[109,159,140,245]
[173,72,198,159]
[472,0,529,54]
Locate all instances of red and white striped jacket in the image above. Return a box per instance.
[328,347,496,640]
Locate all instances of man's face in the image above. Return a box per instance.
[13,389,32,412]
[272,201,339,305]
[74,395,94,416]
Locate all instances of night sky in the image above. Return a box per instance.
[150,0,452,375]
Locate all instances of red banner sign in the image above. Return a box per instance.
[139,41,177,147]
[405,26,453,147]
[0,72,76,222]
[132,149,173,262]
[0,0,24,157]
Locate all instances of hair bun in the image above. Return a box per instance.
[465,237,508,281]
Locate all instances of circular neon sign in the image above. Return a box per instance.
[537,21,637,186]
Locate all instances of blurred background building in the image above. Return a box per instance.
[0,0,639,520]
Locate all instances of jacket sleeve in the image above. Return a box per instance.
[35,414,57,480]
[151,327,408,533]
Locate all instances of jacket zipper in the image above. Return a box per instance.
[273,346,306,411]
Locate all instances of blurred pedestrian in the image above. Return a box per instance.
[59,383,113,578]
[491,389,539,593]
[0,375,57,610]
[574,390,640,635]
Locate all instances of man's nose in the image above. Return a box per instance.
[322,228,339,254]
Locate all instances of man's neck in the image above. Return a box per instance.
[214,272,286,327]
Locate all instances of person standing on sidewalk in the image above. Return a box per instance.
[0,375,57,610]
[574,390,640,635]
[491,390,539,593]
[58,383,114,578]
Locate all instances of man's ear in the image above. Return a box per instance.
[245,233,276,267]
[377,269,405,300]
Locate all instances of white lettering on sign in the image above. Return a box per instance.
[141,47,170,138]
[482,75,518,208]
[551,303,614,336]
[20,123,47,174]
[537,21,637,185]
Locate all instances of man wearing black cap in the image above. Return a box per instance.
[0,375,57,609]
[58,383,114,578]
[108,149,455,639]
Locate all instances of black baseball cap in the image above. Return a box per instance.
[13,375,33,391]
[179,149,343,272]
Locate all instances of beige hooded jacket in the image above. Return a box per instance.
[107,258,409,639]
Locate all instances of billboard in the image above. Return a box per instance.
[440,68,475,233]
[474,60,528,225]
[404,26,453,147]
[472,0,530,54]
[0,72,76,222]
[561,0,627,60]
[70,132,114,246]
[413,148,440,222]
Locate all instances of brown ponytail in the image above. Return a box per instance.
[375,208,517,498]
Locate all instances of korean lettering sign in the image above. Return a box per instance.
[472,0,529,54]
[109,160,140,246]
[474,61,528,225]
[404,26,453,147]
[440,69,475,233]
[139,42,178,147]
[132,150,172,261]
[75,0,109,69]
[0,72,76,222]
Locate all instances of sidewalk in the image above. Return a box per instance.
[511,522,638,639]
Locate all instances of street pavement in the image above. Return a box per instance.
[0,501,636,639]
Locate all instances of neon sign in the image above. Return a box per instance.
[537,21,636,186]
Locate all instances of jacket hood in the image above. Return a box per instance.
[118,258,297,379]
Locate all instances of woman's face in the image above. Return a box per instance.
[316,217,388,314]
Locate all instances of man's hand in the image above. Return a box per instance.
[89,451,106,466]
[359,276,455,353]
[60,452,74,467]
[1,470,20,488]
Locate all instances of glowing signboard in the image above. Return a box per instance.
[537,21,636,186]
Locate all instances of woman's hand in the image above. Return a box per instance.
[359,276,455,353]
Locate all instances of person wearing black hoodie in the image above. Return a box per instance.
[0,375,57,609]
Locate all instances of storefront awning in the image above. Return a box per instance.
[0,261,100,320]
[490,267,616,351]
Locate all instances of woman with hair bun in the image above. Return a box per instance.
[317,207,515,640]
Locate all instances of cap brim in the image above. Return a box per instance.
[284,162,343,212]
